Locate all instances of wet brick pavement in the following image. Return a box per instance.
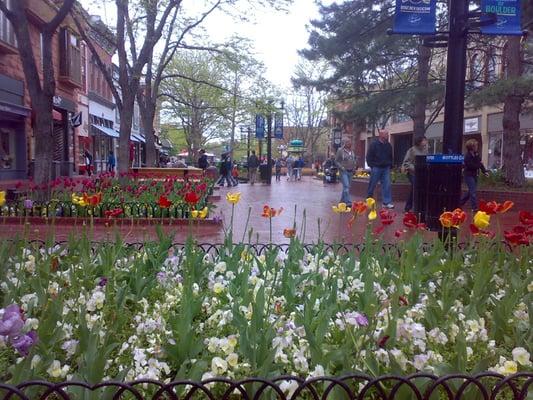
[0,177,526,244]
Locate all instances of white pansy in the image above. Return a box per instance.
[211,357,228,375]
[512,347,532,366]
[47,360,70,379]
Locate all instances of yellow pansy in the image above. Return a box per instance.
[0,191,5,206]
[332,203,351,213]
[226,192,241,204]
[366,197,376,208]
[368,210,377,220]
[473,211,490,229]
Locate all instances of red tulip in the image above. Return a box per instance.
[184,191,200,205]
[519,211,533,226]
[379,209,395,225]
[403,212,418,228]
[158,195,172,208]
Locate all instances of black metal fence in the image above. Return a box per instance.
[0,373,531,399]
[3,240,514,257]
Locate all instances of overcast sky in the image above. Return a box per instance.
[79,0,322,89]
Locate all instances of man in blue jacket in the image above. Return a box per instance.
[366,129,394,209]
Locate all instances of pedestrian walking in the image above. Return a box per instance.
[275,158,282,181]
[286,155,294,181]
[366,129,394,209]
[198,149,208,170]
[460,138,488,212]
[216,154,232,187]
[401,136,428,213]
[84,149,93,176]
[248,150,260,185]
[107,150,116,173]
[335,138,357,204]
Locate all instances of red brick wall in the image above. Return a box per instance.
[0,0,82,173]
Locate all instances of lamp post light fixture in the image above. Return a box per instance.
[332,125,342,152]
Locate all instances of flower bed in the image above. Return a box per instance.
[0,233,531,386]
[0,173,215,220]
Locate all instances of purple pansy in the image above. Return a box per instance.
[11,331,38,356]
[0,304,24,337]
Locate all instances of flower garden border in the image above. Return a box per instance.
[1,216,222,226]
[0,372,531,399]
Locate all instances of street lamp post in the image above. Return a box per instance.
[332,125,342,153]
[265,101,284,185]
[240,125,252,178]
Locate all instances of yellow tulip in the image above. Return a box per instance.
[473,211,490,229]
[366,197,376,208]
[332,203,351,213]
[368,210,377,221]
[0,191,5,206]
[199,207,208,218]
[226,192,241,204]
[191,210,199,218]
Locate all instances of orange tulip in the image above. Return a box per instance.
[82,192,102,207]
[439,208,466,228]
[283,228,296,238]
[496,200,514,213]
[351,201,368,215]
[262,205,283,218]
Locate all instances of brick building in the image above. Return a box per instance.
[0,0,85,181]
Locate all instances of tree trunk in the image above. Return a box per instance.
[413,41,431,138]
[502,36,525,187]
[118,94,135,173]
[141,107,157,167]
[32,96,54,187]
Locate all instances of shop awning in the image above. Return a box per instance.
[131,133,146,143]
[0,101,31,117]
[92,124,120,138]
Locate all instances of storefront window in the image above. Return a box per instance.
[522,133,533,178]
[427,138,443,154]
[488,133,502,170]
[0,127,14,169]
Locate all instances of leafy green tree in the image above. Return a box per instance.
[298,0,444,140]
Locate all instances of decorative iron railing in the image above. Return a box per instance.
[0,373,531,399]
[2,240,513,257]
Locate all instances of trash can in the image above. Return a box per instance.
[259,164,269,182]
[415,154,464,231]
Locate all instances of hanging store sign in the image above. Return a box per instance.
[255,115,265,139]
[480,0,522,35]
[392,0,437,34]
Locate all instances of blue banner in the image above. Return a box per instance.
[392,0,437,34]
[255,115,265,139]
[274,113,283,139]
[480,0,522,35]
